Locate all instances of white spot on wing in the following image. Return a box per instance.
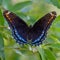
[8,27,10,30]
[49,12,56,16]
[49,12,53,16]
[14,28,27,43]
[6,11,11,15]
[32,31,44,43]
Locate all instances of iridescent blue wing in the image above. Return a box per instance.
[29,11,56,46]
[3,10,29,44]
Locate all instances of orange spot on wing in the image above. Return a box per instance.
[5,13,12,22]
[47,13,55,25]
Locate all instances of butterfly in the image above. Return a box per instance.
[3,10,56,46]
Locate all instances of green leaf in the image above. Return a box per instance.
[44,0,51,3]
[0,9,4,25]
[50,0,60,8]
[15,12,28,20]
[48,43,60,49]
[2,0,12,9]
[0,33,5,60]
[0,9,5,60]
[53,16,60,24]
[44,48,56,60]
[10,1,32,11]
[0,0,2,5]
[37,46,46,60]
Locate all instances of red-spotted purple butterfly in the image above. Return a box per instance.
[3,10,56,46]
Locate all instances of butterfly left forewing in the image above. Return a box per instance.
[3,10,29,44]
[30,11,56,45]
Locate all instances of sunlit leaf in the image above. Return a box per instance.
[50,0,60,8]
[37,46,46,60]
[0,33,5,60]
[10,1,32,11]
[44,48,56,60]
[2,0,12,9]
[0,0,2,5]
[0,9,4,25]
[48,43,60,50]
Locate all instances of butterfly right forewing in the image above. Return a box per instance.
[29,11,56,45]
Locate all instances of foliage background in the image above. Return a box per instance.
[0,0,60,60]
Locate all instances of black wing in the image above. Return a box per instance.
[3,10,29,44]
[29,11,56,45]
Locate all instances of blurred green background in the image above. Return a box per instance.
[0,0,60,60]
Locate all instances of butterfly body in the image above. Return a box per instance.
[3,10,56,46]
